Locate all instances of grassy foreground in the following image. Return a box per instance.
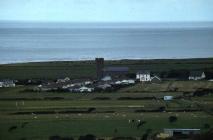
[0,85,213,139]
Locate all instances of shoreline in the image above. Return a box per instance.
[1,57,213,65]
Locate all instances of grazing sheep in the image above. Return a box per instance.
[137,121,146,129]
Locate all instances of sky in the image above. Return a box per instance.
[0,0,213,23]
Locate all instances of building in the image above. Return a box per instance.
[0,82,3,87]
[103,67,129,78]
[36,83,59,92]
[96,58,104,80]
[151,75,161,83]
[0,80,15,88]
[79,86,94,93]
[96,83,112,90]
[164,129,200,137]
[56,77,70,83]
[136,71,151,82]
[101,75,112,81]
[164,96,173,101]
[189,71,206,80]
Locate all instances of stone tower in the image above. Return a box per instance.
[95,58,104,80]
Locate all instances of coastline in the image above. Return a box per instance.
[1,57,213,65]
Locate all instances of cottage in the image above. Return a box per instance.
[68,85,81,93]
[136,71,151,82]
[56,77,70,83]
[189,71,205,80]
[151,75,161,83]
[164,96,173,101]
[101,75,112,81]
[79,86,94,93]
[0,80,15,88]
[0,82,3,87]
[120,79,135,85]
[37,84,59,92]
[97,83,112,90]
[164,128,200,137]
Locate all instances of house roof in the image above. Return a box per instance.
[0,79,15,84]
[41,83,60,89]
[137,70,150,75]
[164,129,200,131]
[151,75,161,81]
[189,71,204,77]
[104,67,129,72]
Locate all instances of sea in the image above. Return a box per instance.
[0,26,213,64]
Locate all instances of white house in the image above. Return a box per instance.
[56,77,70,83]
[101,75,112,81]
[79,86,94,93]
[0,82,3,87]
[164,96,173,101]
[0,80,15,88]
[189,71,206,80]
[136,71,151,82]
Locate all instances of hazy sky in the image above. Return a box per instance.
[0,0,213,22]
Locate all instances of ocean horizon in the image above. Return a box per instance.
[0,26,213,64]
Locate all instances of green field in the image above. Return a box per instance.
[120,81,213,92]
[0,86,213,139]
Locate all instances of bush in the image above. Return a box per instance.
[191,130,213,140]
[88,107,96,113]
[193,89,213,97]
[141,129,152,140]
[204,123,210,129]
[169,116,177,123]
[8,125,17,132]
[159,106,166,112]
[49,136,61,140]
[49,136,74,140]
[111,137,136,140]
[79,134,96,140]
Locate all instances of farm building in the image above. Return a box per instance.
[79,86,94,93]
[189,71,205,80]
[151,75,161,83]
[56,77,70,83]
[164,128,200,137]
[95,58,129,80]
[35,83,59,92]
[0,80,15,88]
[103,67,129,77]
[164,96,173,101]
[136,70,151,82]
[101,75,112,81]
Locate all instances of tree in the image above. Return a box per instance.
[78,134,96,140]
[169,116,177,123]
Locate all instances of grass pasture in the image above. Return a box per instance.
[120,81,213,92]
[0,86,213,139]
